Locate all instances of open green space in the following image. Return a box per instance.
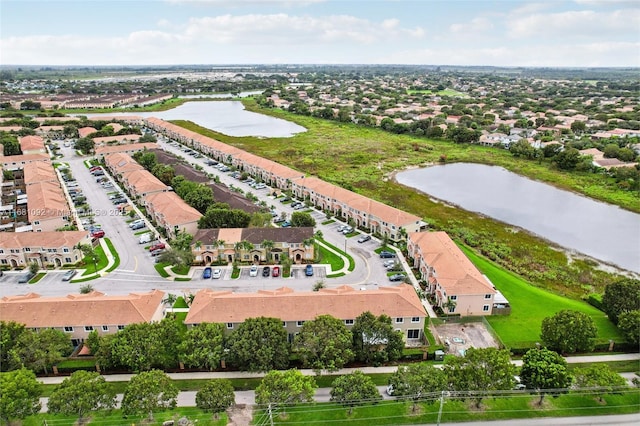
[171,264,191,275]
[174,296,189,308]
[104,238,120,272]
[155,262,170,277]
[257,389,640,425]
[460,245,625,349]
[317,243,345,272]
[20,407,227,426]
[318,238,355,272]
[78,244,108,276]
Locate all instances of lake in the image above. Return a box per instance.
[88,100,307,138]
[395,163,640,273]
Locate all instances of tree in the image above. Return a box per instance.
[77,243,99,274]
[388,364,446,412]
[351,312,404,365]
[602,278,640,324]
[255,369,316,411]
[110,319,179,371]
[171,231,194,251]
[519,347,572,405]
[0,321,26,371]
[47,370,116,422]
[291,211,316,227]
[443,347,516,408]
[151,163,175,185]
[509,139,538,159]
[330,370,382,415]
[541,310,597,354]
[121,370,178,420]
[293,315,354,373]
[261,239,274,262]
[554,147,582,170]
[158,249,194,271]
[0,368,41,423]
[570,120,587,134]
[573,364,627,402]
[617,310,640,345]
[198,207,251,229]
[14,328,72,374]
[227,317,290,372]
[196,379,236,420]
[133,151,157,171]
[184,185,215,214]
[74,137,95,154]
[178,322,225,371]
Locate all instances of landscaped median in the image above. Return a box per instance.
[71,238,120,282]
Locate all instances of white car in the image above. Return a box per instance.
[212,269,222,279]
[249,265,258,277]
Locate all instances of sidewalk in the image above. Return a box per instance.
[37,352,639,385]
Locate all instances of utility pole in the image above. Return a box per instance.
[267,403,274,426]
[436,390,445,426]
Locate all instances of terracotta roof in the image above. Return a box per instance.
[25,181,68,221]
[145,191,202,226]
[0,290,165,328]
[95,143,157,156]
[185,284,426,324]
[0,153,50,166]
[409,231,495,296]
[93,134,141,144]
[0,231,89,250]
[78,127,97,138]
[104,153,144,174]
[23,161,58,185]
[193,227,314,246]
[19,135,45,152]
[122,169,168,194]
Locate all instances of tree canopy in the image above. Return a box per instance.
[227,317,290,372]
[121,370,179,420]
[293,314,354,372]
[541,310,597,354]
[351,311,404,365]
[195,379,236,419]
[519,347,572,404]
[388,363,446,412]
[198,207,252,229]
[330,370,382,414]
[254,369,317,407]
[47,370,116,421]
[602,278,640,324]
[573,364,627,402]
[178,322,225,371]
[291,211,316,227]
[0,368,41,423]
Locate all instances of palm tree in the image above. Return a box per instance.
[261,239,274,263]
[76,243,98,274]
[216,239,225,263]
[442,297,457,314]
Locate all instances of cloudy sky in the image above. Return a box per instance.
[1,0,639,67]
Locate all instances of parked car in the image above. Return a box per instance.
[280,221,291,228]
[383,259,396,268]
[130,221,145,230]
[91,230,105,238]
[249,265,258,277]
[342,226,354,234]
[280,197,291,203]
[255,183,267,190]
[129,219,145,229]
[272,266,280,277]
[212,268,222,279]
[149,243,165,252]
[274,217,286,223]
[379,251,396,258]
[262,266,270,277]
[203,267,212,279]
[388,273,407,282]
[112,197,126,205]
[150,249,164,257]
[89,166,101,172]
[357,235,371,243]
[18,271,35,283]
[139,233,152,244]
[305,264,314,277]
[61,270,77,281]
[206,160,218,166]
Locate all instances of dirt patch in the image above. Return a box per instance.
[227,404,253,426]
[433,321,499,355]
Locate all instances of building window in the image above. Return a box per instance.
[395,318,404,324]
[450,295,457,300]
[411,317,420,323]
[24,247,31,252]
[282,322,287,327]
[344,319,354,325]
[483,305,490,312]
[226,323,234,329]
[84,326,93,332]
[64,326,73,332]
[407,329,420,339]
[63,248,69,253]
[296,321,305,327]
[117,325,125,330]
[448,305,456,313]
[65,257,72,263]
[485,294,492,299]
[102,325,109,332]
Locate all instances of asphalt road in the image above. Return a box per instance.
[0,136,399,298]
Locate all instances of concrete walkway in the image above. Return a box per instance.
[37,352,639,385]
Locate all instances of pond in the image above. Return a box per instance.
[395,163,640,273]
[88,100,306,138]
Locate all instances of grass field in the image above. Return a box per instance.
[318,243,345,272]
[255,389,640,425]
[460,245,625,349]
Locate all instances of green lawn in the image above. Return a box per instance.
[79,244,108,276]
[155,262,170,277]
[460,245,625,349]
[28,272,46,284]
[174,296,189,308]
[318,244,345,272]
[318,238,355,272]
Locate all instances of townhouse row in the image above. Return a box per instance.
[0,284,428,346]
[144,117,425,241]
[103,152,202,239]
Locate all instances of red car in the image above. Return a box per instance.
[91,230,105,238]
[149,243,165,252]
[272,266,280,277]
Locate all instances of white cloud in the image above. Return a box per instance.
[165,0,326,6]
[450,17,493,34]
[574,0,638,6]
[507,8,640,38]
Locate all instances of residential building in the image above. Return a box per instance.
[185,285,427,344]
[18,135,46,154]
[144,191,201,239]
[0,290,165,345]
[0,153,50,171]
[192,227,314,264]
[407,231,497,316]
[25,181,69,232]
[121,169,168,200]
[104,152,144,178]
[0,230,90,268]
[92,134,141,146]
[94,142,157,159]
